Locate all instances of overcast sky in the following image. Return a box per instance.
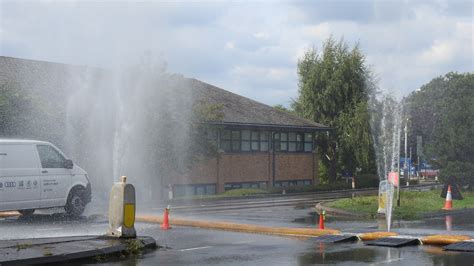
[1,0,472,106]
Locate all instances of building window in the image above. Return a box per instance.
[274,132,313,153]
[251,131,259,151]
[288,132,297,152]
[196,186,206,195]
[224,182,268,191]
[173,184,217,197]
[231,130,241,151]
[206,128,218,148]
[260,132,269,151]
[220,129,270,153]
[304,133,313,152]
[241,130,251,151]
[275,179,312,187]
[220,129,312,153]
[280,132,288,151]
[222,129,242,152]
[206,185,216,194]
[222,130,231,151]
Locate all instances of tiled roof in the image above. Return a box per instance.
[187,78,328,129]
[0,56,328,130]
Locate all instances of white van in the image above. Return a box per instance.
[0,139,91,216]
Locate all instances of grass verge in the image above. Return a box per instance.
[174,188,269,200]
[326,189,474,220]
[174,182,355,200]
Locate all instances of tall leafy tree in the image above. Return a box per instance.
[406,72,474,188]
[294,37,376,182]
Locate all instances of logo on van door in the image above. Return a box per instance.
[5,181,16,188]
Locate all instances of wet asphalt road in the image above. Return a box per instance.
[1,198,474,265]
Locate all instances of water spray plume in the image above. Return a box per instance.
[371,95,402,232]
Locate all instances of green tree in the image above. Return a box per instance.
[407,72,474,188]
[294,37,376,182]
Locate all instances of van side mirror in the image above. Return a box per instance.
[64,159,74,169]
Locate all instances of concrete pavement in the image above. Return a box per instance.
[0,235,156,265]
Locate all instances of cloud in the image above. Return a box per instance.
[230,65,293,82]
[419,40,457,65]
[0,0,472,106]
[292,1,473,97]
[253,32,270,40]
[225,41,235,49]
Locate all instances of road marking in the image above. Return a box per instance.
[37,227,63,231]
[180,246,212,251]
[91,224,106,227]
[232,240,254,245]
[371,258,403,265]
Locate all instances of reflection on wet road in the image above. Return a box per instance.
[0,212,108,240]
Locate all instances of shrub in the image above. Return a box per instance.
[268,182,351,194]
[355,173,379,188]
[222,188,268,197]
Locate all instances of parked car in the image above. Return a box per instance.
[0,139,91,216]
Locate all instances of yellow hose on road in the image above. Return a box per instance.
[136,214,340,237]
[421,235,471,245]
[358,231,398,241]
[0,211,20,218]
[136,215,474,246]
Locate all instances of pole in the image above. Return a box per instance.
[397,121,401,207]
[409,147,412,184]
[272,131,276,188]
[417,155,420,178]
[404,121,408,186]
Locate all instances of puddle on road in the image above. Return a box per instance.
[299,244,379,264]
[298,242,474,265]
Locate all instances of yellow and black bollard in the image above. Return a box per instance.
[107,176,136,238]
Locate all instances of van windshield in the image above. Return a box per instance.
[37,145,66,169]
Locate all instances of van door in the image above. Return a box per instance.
[36,144,72,208]
[0,144,41,211]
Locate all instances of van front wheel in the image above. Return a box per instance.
[65,188,86,217]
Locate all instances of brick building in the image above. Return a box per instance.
[168,79,330,196]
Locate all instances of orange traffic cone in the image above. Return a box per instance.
[161,207,171,230]
[318,210,325,230]
[443,185,453,210]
